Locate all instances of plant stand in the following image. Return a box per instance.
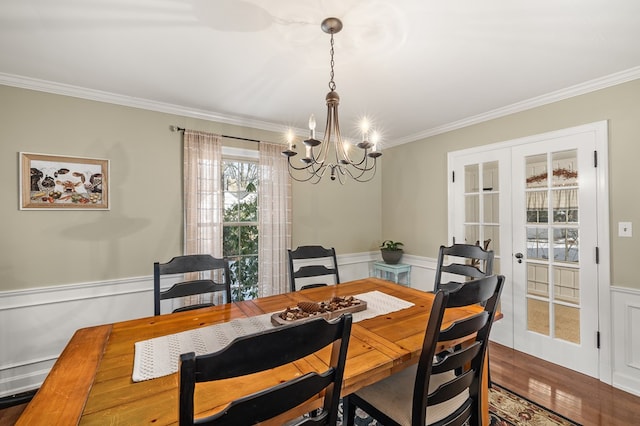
[372,262,411,286]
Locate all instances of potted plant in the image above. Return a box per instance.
[380,240,404,264]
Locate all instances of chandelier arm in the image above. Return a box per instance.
[345,152,377,170]
[286,159,326,183]
[343,164,370,180]
[342,152,379,176]
[334,165,345,184]
[341,162,379,182]
[285,155,331,183]
[285,156,319,172]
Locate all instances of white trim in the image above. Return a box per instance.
[389,67,640,147]
[3,68,640,148]
[594,121,612,384]
[222,146,258,160]
[0,72,287,135]
[447,121,612,382]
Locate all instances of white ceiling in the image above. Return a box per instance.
[2,0,640,147]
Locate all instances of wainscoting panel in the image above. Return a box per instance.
[6,255,635,399]
[611,286,640,397]
[0,277,153,398]
[0,253,383,398]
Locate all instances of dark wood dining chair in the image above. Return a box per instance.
[153,254,232,316]
[434,242,496,384]
[288,245,340,292]
[179,313,353,426]
[433,243,494,292]
[344,275,505,426]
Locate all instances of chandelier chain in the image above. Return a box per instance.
[329,33,336,92]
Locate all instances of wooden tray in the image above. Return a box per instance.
[271,298,367,326]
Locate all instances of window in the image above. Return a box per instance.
[223,158,259,300]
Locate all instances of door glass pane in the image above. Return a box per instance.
[526,154,548,188]
[527,191,548,223]
[554,304,580,344]
[493,258,500,274]
[483,161,499,191]
[552,150,578,187]
[553,228,579,263]
[483,193,499,223]
[465,164,479,192]
[464,225,479,246]
[483,225,500,254]
[465,195,479,222]
[527,227,549,260]
[554,266,580,303]
[527,299,550,335]
[552,189,578,223]
[527,263,548,297]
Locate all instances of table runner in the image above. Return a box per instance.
[132,290,414,382]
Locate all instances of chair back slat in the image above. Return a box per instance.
[159,279,224,300]
[288,245,340,291]
[434,243,494,292]
[153,254,231,315]
[445,277,498,308]
[196,315,348,380]
[200,371,333,426]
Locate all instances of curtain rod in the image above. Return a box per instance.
[169,125,261,143]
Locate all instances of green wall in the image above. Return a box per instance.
[0,85,381,291]
[381,79,640,289]
[6,78,636,292]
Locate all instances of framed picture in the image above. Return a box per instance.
[20,152,109,210]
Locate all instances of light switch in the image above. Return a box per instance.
[618,222,632,237]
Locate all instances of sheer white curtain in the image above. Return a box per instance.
[258,141,292,296]
[183,130,224,306]
[183,130,223,257]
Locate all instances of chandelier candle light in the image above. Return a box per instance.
[282,17,382,184]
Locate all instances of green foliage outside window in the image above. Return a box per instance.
[223,160,259,300]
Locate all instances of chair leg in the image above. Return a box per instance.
[342,396,356,426]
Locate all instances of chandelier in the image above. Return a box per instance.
[282,17,382,184]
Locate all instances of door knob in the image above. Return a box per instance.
[515,252,524,264]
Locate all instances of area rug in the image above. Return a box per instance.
[337,383,581,425]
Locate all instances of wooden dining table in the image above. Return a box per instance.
[17,277,491,425]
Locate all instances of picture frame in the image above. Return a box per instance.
[20,152,109,210]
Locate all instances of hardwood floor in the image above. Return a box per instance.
[1,343,639,425]
[0,402,26,426]
[490,342,640,425]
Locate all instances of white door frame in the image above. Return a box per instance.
[447,120,611,383]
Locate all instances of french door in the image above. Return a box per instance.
[449,122,609,378]
[449,149,513,347]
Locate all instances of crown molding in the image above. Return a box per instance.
[3,67,640,148]
[387,66,640,148]
[0,72,286,135]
